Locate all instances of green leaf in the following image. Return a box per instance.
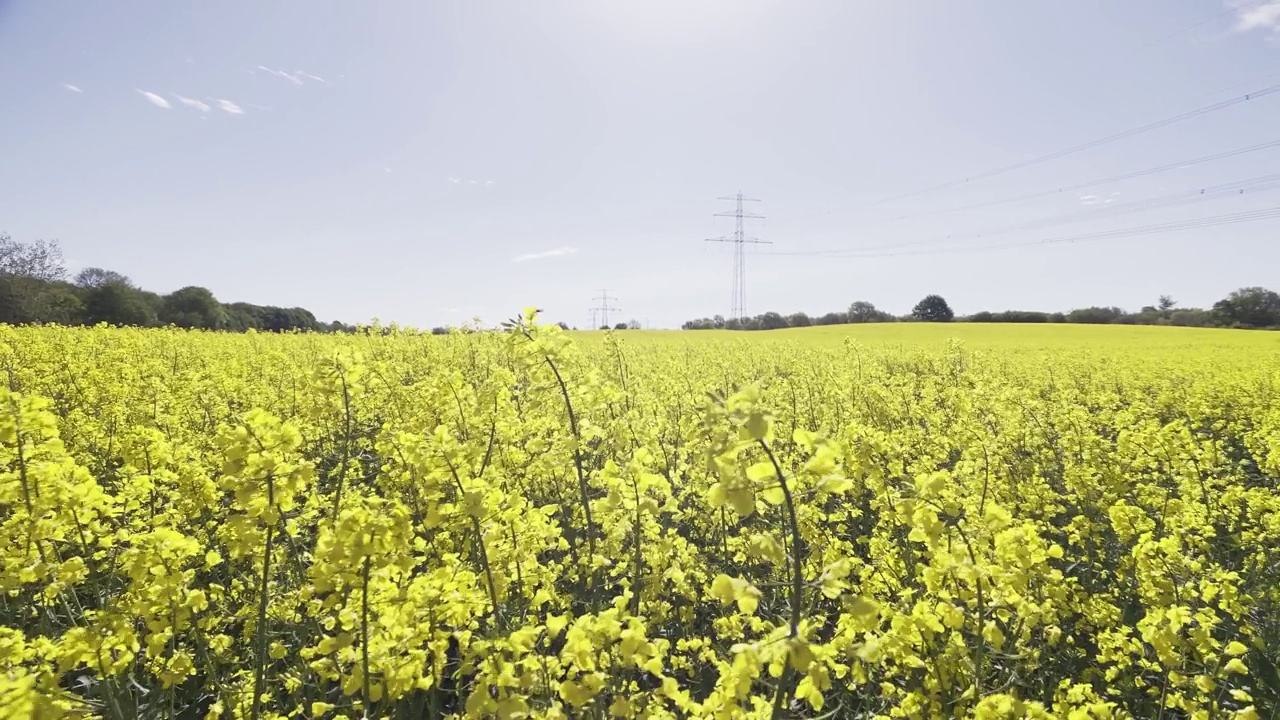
[726,487,756,517]
[817,476,853,494]
[710,574,736,603]
[744,411,770,441]
[707,483,727,509]
[760,486,785,505]
[804,447,838,476]
[788,640,815,672]
[746,462,776,483]
[793,428,818,450]
[748,535,787,565]
[847,596,878,617]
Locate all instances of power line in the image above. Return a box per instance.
[868,207,1280,259]
[860,139,1280,226]
[1175,69,1280,109]
[961,173,1280,239]
[775,206,1280,260]
[1139,6,1235,48]
[773,172,1280,257]
[705,192,770,321]
[785,81,1280,222]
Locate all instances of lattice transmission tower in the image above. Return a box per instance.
[705,192,769,321]
[592,290,621,329]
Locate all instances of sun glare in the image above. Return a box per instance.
[577,0,781,45]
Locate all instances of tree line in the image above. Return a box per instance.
[0,234,354,332]
[682,288,1280,330]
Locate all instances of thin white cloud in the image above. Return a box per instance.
[384,167,393,173]
[257,66,327,85]
[1230,1,1280,31]
[1082,190,1121,206]
[512,246,578,263]
[216,99,245,115]
[257,65,304,85]
[60,83,83,93]
[449,176,498,187]
[137,90,172,109]
[174,94,211,112]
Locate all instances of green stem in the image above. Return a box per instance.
[331,370,353,523]
[362,556,372,712]
[759,440,803,638]
[543,355,596,561]
[953,523,986,701]
[759,439,803,720]
[443,456,502,629]
[631,476,643,616]
[251,524,274,720]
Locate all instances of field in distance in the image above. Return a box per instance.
[582,320,1280,352]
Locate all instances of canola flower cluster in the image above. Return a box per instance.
[0,311,1277,719]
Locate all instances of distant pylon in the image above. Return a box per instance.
[592,290,621,328]
[705,192,769,321]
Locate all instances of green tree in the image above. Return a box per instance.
[160,286,227,329]
[1212,286,1280,328]
[82,281,158,326]
[74,267,131,288]
[758,311,789,330]
[0,234,73,324]
[223,302,264,332]
[912,295,954,322]
[848,301,891,323]
[0,234,65,281]
[261,307,318,333]
[1066,306,1127,324]
[327,320,356,333]
[786,312,812,327]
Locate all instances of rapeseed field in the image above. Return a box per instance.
[1,313,1276,719]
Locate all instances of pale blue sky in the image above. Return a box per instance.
[2,1,1279,328]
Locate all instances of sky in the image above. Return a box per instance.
[2,0,1280,329]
